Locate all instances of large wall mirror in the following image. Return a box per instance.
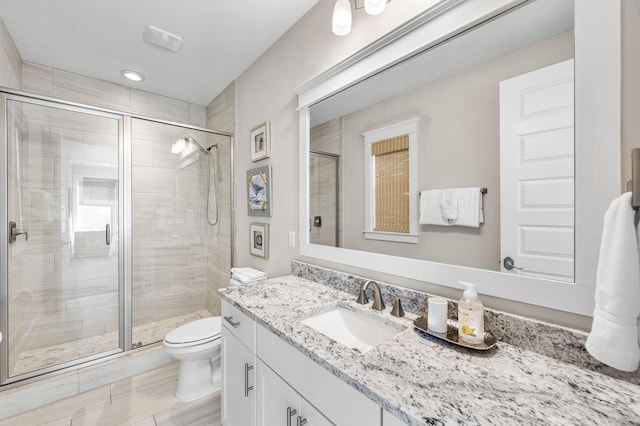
[297,0,621,316]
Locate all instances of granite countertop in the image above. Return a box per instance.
[220,275,640,425]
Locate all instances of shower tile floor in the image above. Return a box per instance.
[0,360,221,426]
[11,310,212,377]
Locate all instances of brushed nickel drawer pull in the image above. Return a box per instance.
[224,316,240,328]
[244,363,254,397]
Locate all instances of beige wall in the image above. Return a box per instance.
[622,0,640,188]
[339,31,573,270]
[235,0,443,277]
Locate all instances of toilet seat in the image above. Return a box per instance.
[164,317,222,347]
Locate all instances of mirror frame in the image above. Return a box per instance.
[297,0,620,316]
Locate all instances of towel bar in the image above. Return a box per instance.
[419,187,487,197]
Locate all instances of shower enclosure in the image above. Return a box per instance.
[0,91,232,385]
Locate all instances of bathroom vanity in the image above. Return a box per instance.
[219,271,639,425]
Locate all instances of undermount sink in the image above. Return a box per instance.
[300,306,405,353]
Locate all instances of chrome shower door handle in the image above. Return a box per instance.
[244,363,254,397]
[287,407,297,426]
[503,256,523,271]
[105,224,111,246]
[9,221,28,243]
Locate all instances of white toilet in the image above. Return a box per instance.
[163,316,222,402]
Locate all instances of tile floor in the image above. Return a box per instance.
[12,310,212,377]
[0,360,221,426]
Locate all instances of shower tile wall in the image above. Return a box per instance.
[131,119,209,345]
[204,82,234,315]
[0,18,21,89]
[7,102,120,376]
[21,61,206,128]
[309,118,341,247]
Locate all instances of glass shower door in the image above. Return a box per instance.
[2,96,123,383]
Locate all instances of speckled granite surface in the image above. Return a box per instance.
[292,260,640,386]
[220,274,640,426]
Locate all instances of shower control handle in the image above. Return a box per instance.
[244,363,254,397]
[9,221,28,244]
[224,316,239,328]
[297,417,308,426]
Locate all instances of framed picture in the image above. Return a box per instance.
[250,122,271,161]
[250,223,269,259]
[247,165,272,216]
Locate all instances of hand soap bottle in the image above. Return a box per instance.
[457,281,484,344]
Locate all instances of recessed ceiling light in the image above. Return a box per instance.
[121,70,145,82]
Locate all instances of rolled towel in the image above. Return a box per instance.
[231,267,267,284]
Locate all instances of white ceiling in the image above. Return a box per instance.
[0,0,319,105]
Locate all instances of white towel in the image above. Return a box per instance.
[453,187,484,228]
[419,190,449,226]
[440,189,458,223]
[230,267,267,284]
[585,193,640,372]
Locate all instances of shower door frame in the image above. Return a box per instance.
[0,87,235,387]
[0,92,127,385]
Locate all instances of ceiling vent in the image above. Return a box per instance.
[143,25,183,52]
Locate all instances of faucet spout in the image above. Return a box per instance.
[356,280,385,311]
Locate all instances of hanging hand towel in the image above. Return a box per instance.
[419,190,450,226]
[585,193,640,372]
[440,189,458,223]
[450,187,484,228]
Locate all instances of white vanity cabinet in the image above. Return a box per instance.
[256,359,332,426]
[383,410,407,426]
[222,301,257,426]
[221,299,386,426]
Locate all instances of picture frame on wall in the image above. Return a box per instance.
[250,222,269,259]
[250,121,271,161]
[247,165,272,216]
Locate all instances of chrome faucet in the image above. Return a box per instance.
[356,280,385,311]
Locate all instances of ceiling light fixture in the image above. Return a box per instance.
[364,0,386,15]
[121,70,145,82]
[332,0,352,36]
[332,0,391,36]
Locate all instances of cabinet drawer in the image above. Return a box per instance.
[257,324,380,426]
[221,299,256,353]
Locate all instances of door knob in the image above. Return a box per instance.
[503,256,523,271]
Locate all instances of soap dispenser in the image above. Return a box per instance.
[458,281,484,344]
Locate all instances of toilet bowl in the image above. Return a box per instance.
[163,316,222,402]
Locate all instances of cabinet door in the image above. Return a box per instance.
[222,327,256,426]
[383,409,407,426]
[256,360,301,426]
[300,398,334,426]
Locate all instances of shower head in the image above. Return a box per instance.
[181,135,217,154]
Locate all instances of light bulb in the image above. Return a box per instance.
[364,0,386,15]
[332,0,352,36]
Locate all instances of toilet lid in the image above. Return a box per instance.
[164,317,222,345]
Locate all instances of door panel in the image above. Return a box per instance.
[499,59,575,282]
[3,97,122,382]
